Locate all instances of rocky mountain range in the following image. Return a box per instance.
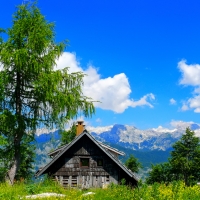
[87,124,198,151]
[34,123,200,175]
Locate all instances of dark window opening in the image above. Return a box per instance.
[63,176,69,188]
[106,175,109,182]
[97,158,103,166]
[80,158,89,168]
[71,176,77,187]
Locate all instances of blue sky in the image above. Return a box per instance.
[1,0,200,129]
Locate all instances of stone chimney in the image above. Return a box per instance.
[76,120,85,136]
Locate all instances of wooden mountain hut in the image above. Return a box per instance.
[35,121,138,188]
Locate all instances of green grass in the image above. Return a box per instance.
[1,180,200,200]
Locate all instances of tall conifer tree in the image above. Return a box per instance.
[170,127,200,186]
[0,3,94,184]
[146,128,200,186]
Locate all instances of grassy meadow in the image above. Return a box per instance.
[1,180,200,200]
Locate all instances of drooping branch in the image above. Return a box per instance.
[0,3,95,184]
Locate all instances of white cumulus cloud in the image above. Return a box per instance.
[178,60,200,113]
[170,120,193,130]
[188,96,200,113]
[55,52,155,113]
[178,60,200,86]
[194,87,200,94]
[55,52,83,73]
[170,98,176,105]
[95,118,102,123]
[181,103,189,111]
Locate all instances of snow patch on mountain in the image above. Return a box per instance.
[87,125,113,134]
[170,120,200,130]
[34,122,200,170]
[87,122,200,151]
[119,125,178,144]
[152,126,177,133]
[194,129,200,137]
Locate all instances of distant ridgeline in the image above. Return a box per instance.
[34,123,200,170]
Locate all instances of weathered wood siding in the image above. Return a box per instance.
[47,135,135,188]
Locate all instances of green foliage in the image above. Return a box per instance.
[0,2,95,184]
[170,127,200,186]
[120,178,126,185]
[0,180,200,199]
[146,127,200,186]
[60,123,76,146]
[15,134,36,180]
[0,167,7,182]
[146,162,173,184]
[25,177,64,195]
[91,181,200,200]
[0,134,35,182]
[109,143,171,168]
[125,154,142,173]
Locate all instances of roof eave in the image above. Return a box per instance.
[35,131,87,177]
[35,131,138,182]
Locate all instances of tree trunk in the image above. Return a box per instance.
[6,138,21,185]
[6,71,23,185]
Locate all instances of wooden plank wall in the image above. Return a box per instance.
[50,135,120,188]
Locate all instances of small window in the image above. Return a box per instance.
[106,175,109,182]
[80,158,89,168]
[71,176,77,187]
[97,158,103,166]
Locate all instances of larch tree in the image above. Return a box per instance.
[0,3,95,184]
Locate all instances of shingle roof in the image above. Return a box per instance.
[35,130,138,182]
[47,144,68,157]
[48,136,125,157]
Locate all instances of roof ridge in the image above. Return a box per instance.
[35,130,138,182]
